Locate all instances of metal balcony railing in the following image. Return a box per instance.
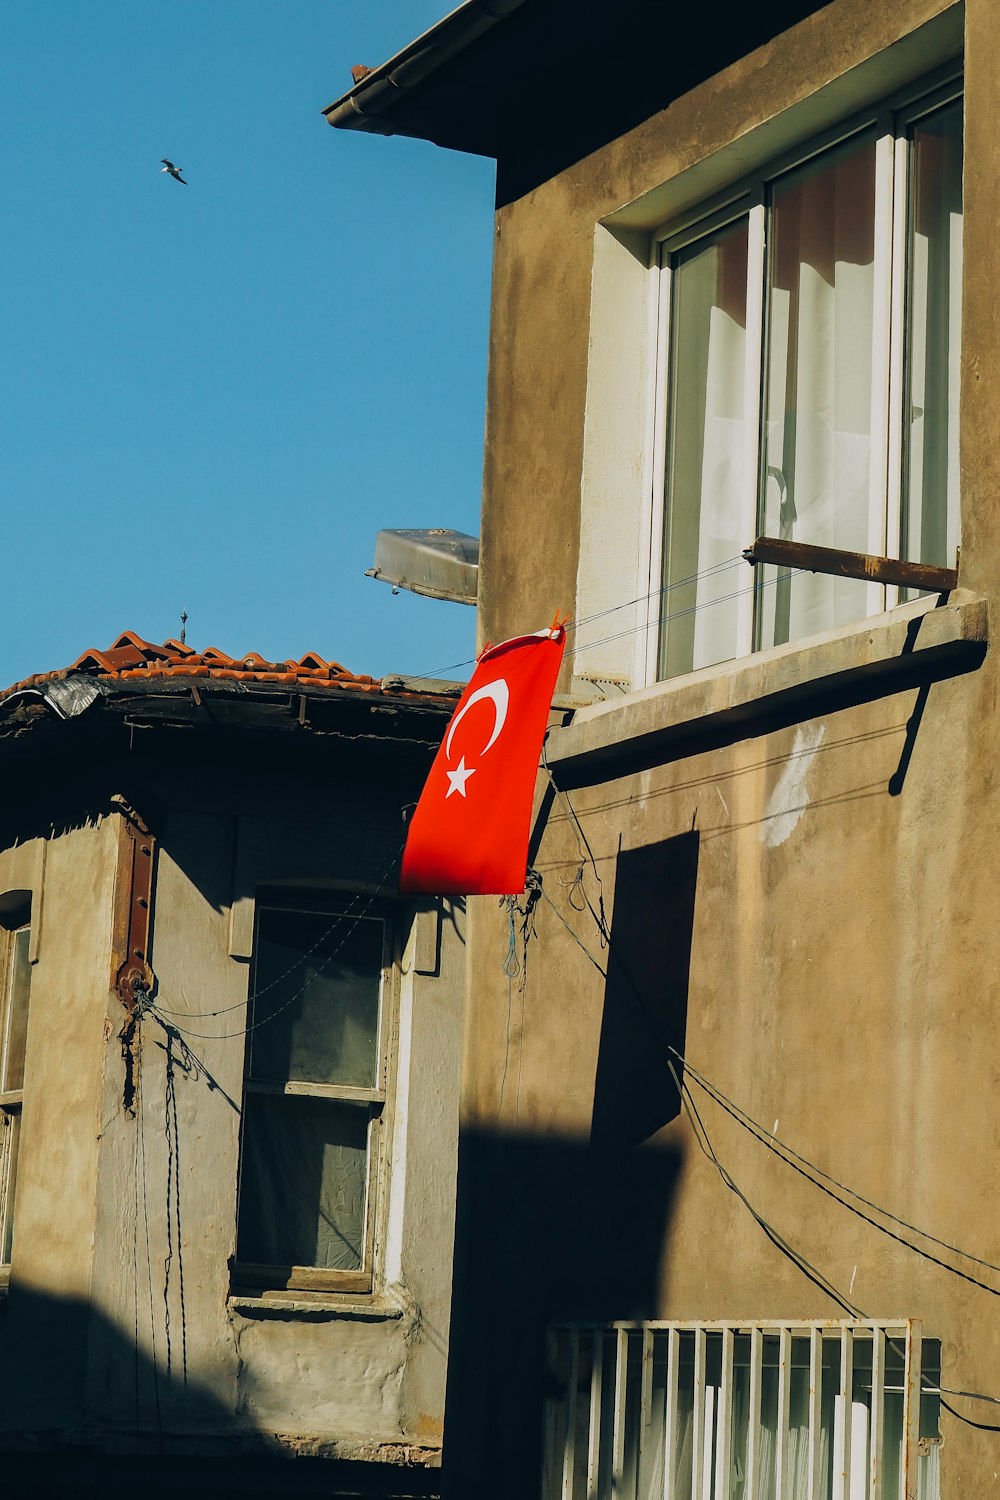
[542,1320,941,1500]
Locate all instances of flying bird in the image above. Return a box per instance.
[160,159,187,184]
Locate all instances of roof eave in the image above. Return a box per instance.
[322,0,530,150]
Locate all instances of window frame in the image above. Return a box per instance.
[0,913,32,1274]
[233,891,398,1297]
[639,66,963,690]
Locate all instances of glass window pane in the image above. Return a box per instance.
[659,217,750,680]
[0,927,31,1095]
[759,132,878,649]
[903,99,963,573]
[237,1094,370,1271]
[249,909,383,1087]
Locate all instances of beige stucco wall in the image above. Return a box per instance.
[461,0,1000,1491]
[0,792,465,1471]
[0,821,117,1432]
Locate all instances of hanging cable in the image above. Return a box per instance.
[528,872,1000,1422]
[667,1057,863,1317]
[413,550,766,682]
[151,870,397,1043]
[542,746,609,945]
[137,1021,162,1439]
[150,842,404,1023]
[675,1050,1000,1282]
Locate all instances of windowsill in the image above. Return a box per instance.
[547,590,988,784]
[228,1290,406,1322]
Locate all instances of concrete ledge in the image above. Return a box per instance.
[546,591,988,786]
[228,1294,406,1322]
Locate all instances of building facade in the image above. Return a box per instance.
[0,633,464,1498]
[328,1,1000,1495]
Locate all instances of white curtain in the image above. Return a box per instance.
[660,221,750,680]
[904,100,963,573]
[759,134,878,649]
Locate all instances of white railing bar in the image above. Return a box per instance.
[746,1327,763,1500]
[691,1328,707,1500]
[664,1326,679,1500]
[902,1320,922,1500]
[775,1327,791,1500]
[561,1329,580,1500]
[638,1326,655,1500]
[542,1327,560,1500]
[714,1328,733,1500]
[869,1325,886,1500]
[587,1329,604,1499]
[550,1319,914,1334]
[551,1326,917,1350]
[807,1327,822,1500]
[702,1384,716,1500]
[612,1327,629,1499]
[837,1326,854,1500]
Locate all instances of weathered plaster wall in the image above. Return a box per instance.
[0,787,465,1474]
[458,0,1000,1493]
[0,818,119,1431]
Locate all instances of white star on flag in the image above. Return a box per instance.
[445,756,475,799]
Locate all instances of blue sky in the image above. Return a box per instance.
[2,2,494,688]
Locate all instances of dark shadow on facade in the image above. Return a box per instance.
[0,1287,440,1499]
[441,1130,681,1500]
[591,832,699,1149]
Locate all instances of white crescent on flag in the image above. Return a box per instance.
[444,678,509,760]
[443,678,510,800]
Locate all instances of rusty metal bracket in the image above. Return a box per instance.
[113,803,156,1013]
[111,801,157,1115]
[742,536,958,595]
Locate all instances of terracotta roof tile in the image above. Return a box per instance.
[1,632,440,703]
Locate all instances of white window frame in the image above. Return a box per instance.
[543,1319,941,1500]
[636,68,963,690]
[233,894,397,1296]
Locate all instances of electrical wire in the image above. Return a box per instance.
[542,748,610,942]
[414,550,768,681]
[667,1057,863,1318]
[528,871,1000,1423]
[137,1022,162,1437]
[535,853,1000,1301]
[670,1057,1000,1429]
[675,1051,1000,1282]
[565,567,796,661]
[150,873,394,1042]
[150,843,403,1022]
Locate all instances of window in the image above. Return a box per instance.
[544,1320,941,1500]
[234,898,394,1293]
[653,77,962,682]
[0,910,31,1270]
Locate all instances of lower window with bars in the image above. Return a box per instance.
[542,1320,941,1500]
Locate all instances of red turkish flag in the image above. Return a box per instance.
[400,626,566,895]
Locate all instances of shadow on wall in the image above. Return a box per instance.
[0,1287,440,1499]
[443,830,699,1497]
[592,831,699,1149]
[442,1131,682,1499]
